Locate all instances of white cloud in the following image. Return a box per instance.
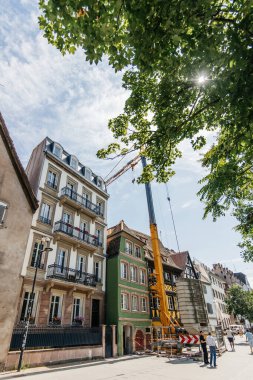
[181,200,197,209]
[0,0,127,174]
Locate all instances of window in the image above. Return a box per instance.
[135,246,141,258]
[132,295,138,311]
[30,241,44,268]
[56,248,67,273]
[207,303,213,314]
[62,211,72,224]
[70,156,78,170]
[77,255,85,273]
[39,202,52,224]
[121,293,129,310]
[94,261,100,282]
[140,297,147,312]
[85,167,92,181]
[125,241,133,254]
[164,272,171,282]
[96,228,103,245]
[49,295,62,323]
[66,181,77,200]
[0,201,8,224]
[174,297,178,311]
[130,265,137,282]
[120,262,128,279]
[80,220,88,232]
[202,285,207,294]
[82,188,91,208]
[140,269,146,284]
[53,144,62,158]
[96,199,104,216]
[72,298,82,321]
[20,291,37,322]
[47,170,58,190]
[167,296,174,311]
[172,274,178,284]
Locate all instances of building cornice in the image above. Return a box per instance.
[45,151,110,200]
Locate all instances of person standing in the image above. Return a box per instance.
[226,329,235,351]
[206,332,217,368]
[199,331,209,365]
[245,329,253,354]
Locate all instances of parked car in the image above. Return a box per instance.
[229,325,245,334]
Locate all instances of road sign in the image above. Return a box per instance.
[179,335,199,344]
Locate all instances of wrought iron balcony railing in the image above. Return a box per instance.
[54,220,100,247]
[47,180,57,190]
[39,216,52,225]
[60,187,104,217]
[47,263,97,287]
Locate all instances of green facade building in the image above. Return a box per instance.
[106,221,198,355]
[106,221,152,355]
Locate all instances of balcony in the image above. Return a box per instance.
[46,180,58,190]
[38,216,52,225]
[54,220,102,251]
[60,187,104,218]
[47,263,97,287]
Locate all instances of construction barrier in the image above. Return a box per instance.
[179,335,199,344]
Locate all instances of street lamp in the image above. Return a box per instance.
[17,237,53,372]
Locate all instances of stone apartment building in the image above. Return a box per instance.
[0,114,38,370]
[213,263,251,325]
[209,270,230,329]
[213,263,249,291]
[16,137,108,328]
[194,260,218,331]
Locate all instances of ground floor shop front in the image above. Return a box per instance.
[116,320,152,356]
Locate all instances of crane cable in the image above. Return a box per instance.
[165,183,181,252]
[104,154,126,181]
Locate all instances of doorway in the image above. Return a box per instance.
[123,325,132,354]
[91,299,100,327]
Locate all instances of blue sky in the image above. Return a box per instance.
[1,0,252,286]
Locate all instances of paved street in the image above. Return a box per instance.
[1,337,253,380]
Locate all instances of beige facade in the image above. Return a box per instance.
[0,114,38,370]
[17,137,109,331]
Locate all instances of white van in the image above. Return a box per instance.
[229,325,245,334]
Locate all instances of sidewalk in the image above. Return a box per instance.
[1,336,252,380]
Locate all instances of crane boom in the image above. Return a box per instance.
[106,154,180,331]
[141,157,179,331]
[105,155,141,187]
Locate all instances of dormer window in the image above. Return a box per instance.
[85,168,92,181]
[70,156,78,170]
[0,201,8,225]
[53,143,62,158]
[97,176,104,189]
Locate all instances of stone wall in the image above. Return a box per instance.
[5,345,104,370]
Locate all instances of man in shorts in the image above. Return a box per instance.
[227,329,235,351]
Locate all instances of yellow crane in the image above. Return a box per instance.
[105,155,181,334]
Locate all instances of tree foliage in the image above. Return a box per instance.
[225,285,253,322]
[39,1,253,258]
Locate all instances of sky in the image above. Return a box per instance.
[1,0,252,286]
